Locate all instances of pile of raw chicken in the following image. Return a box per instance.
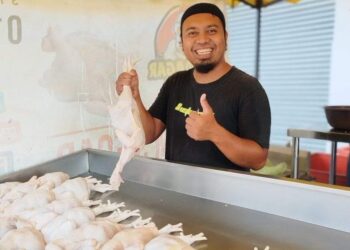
[0,172,206,250]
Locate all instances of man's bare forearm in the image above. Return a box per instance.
[209,124,268,170]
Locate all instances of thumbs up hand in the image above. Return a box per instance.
[199,93,214,114]
[185,93,218,141]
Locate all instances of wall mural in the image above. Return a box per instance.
[0,0,220,174]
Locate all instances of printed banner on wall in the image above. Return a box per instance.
[0,0,221,173]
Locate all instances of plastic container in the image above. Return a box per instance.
[310,150,349,186]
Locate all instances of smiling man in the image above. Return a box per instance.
[116,2,271,172]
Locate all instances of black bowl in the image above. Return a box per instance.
[324,106,350,130]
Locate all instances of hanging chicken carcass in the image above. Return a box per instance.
[108,56,145,190]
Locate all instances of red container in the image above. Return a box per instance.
[310,150,349,186]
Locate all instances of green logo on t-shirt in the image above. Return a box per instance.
[175,103,204,116]
[175,103,192,116]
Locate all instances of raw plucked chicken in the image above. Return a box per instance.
[53,176,114,202]
[144,232,207,250]
[0,227,46,250]
[0,181,20,198]
[16,207,58,230]
[0,171,206,249]
[37,172,70,189]
[48,216,146,249]
[101,222,183,250]
[41,204,138,242]
[0,176,39,203]
[0,216,33,238]
[46,239,101,250]
[3,189,55,214]
[0,216,45,250]
[1,173,114,217]
[108,56,145,190]
[50,221,119,246]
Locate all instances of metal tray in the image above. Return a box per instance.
[1,149,350,250]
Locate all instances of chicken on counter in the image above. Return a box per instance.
[53,176,114,202]
[144,232,207,250]
[101,222,183,250]
[0,171,207,250]
[0,216,45,250]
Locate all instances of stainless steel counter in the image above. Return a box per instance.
[2,149,350,250]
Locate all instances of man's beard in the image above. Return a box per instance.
[194,62,216,73]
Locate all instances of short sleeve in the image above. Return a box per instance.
[148,79,170,125]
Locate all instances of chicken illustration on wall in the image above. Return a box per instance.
[40,26,118,116]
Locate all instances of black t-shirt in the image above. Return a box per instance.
[149,66,271,171]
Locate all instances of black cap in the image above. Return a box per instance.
[180,3,226,37]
